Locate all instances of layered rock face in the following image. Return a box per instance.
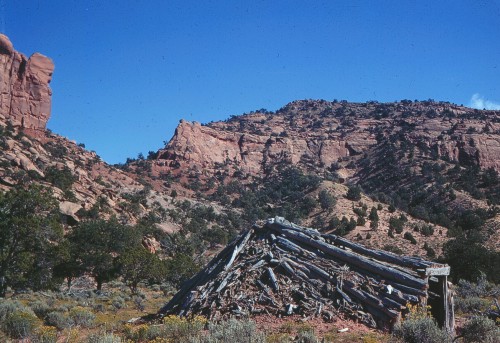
[159,120,358,175]
[0,34,54,130]
[155,100,500,177]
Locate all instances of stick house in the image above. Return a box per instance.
[160,217,454,332]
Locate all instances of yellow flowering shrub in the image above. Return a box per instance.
[124,315,208,342]
[129,323,151,341]
[35,325,57,343]
[404,303,431,320]
[161,315,206,340]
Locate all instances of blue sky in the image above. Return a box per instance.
[2,1,500,163]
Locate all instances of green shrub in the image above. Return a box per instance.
[296,330,319,343]
[0,299,28,320]
[160,315,206,341]
[44,166,76,191]
[195,318,265,343]
[425,246,436,258]
[346,185,362,201]
[43,142,68,159]
[456,273,496,298]
[4,310,41,339]
[357,216,366,226]
[87,332,122,343]
[389,216,404,234]
[454,297,489,314]
[69,306,95,328]
[393,316,450,343]
[383,244,403,255]
[460,316,499,343]
[420,224,435,237]
[124,324,155,341]
[423,242,436,259]
[404,232,417,244]
[150,284,161,291]
[164,253,200,288]
[368,207,379,221]
[318,189,336,210]
[353,206,367,217]
[45,311,72,329]
[92,303,106,313]
[34,325,58,343]
[29,300,51,319]
[132,296,145,311]
[111,296,127,310]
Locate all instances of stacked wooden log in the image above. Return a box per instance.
[159,217,449,330]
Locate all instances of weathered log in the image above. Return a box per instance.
[380,295,406,310]
[390,282,427,297]
[256,280,270,294]
[342,281,399,319]
[225,229,253,271]
[268,223,427,290]
[267,267,279,291]
[160,228,253,313]
[336,286,354,305]
[359,274,425,300]
[250,260,266,270]
[276,236,316,258]
[382,289,419,306]
[324,233,431,269]
[275,236,305,255]
[268,217,322,238]
[283,257,311,275]
[309,265,332,282]
[363,302,399,329]
[280,260,296,277]
[358,311,377,328]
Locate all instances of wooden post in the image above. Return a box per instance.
[443,276,455,335]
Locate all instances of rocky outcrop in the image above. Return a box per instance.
[155,119,361,176]
[154,100,500,178]
[59,201,82,223]
[0,34,54,130]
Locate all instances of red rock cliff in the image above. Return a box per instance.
[0,34,54,130]
[153,100,500,178]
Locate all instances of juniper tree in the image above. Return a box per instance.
[0,185,63,297]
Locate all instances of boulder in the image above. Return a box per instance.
[59,201,82,223]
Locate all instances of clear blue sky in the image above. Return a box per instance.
[2,1,500,163]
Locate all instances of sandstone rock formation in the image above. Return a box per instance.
[154,100,500,178]
[0,34,54,130]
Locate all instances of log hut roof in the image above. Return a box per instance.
[160,217,452,331]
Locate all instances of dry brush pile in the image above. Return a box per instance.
[160,217,449,331]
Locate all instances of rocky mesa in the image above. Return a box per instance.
[153,100,500,178]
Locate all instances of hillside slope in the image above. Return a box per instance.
[2,32,498,271]
[130,99,500,257]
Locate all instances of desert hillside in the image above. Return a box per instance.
[1,33,499,342]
